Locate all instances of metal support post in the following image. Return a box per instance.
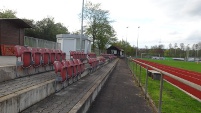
[136,63,138,77]
[133,61,135,74]
[145,66,148,99]
[139,65,141,86]
[158,74,164,113]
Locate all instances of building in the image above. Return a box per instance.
[106,46,124,57]
[56,34,92,59]
[0,18,32,55]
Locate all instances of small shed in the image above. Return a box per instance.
[56,34,92,59]
[106,46,124,57]
[0,18,32,55]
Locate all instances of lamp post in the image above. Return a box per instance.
[136,26,140,58]
[80,0,84,51]
[186,44,190,61]
[125,27,128,57]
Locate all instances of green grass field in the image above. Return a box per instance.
[145,59,201,73]
[128,59,201,113]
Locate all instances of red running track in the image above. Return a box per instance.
[133,59,201,100]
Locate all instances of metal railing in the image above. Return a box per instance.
[24,36,61,49]
[126,58,201,113]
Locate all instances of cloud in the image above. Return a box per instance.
[187,30,201,41]
[182,0,201,17]
[152,0,201,19]
[169,31,181,35]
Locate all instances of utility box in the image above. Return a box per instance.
[56,34,92,59]
[148,70,161,80]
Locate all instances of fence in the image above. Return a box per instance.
[24,36,61,49]
[126,58,201,113]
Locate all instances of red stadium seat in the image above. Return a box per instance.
[28,47,41,68]
[61,52,66,60]
[68,60,78,81]
[47,49,56,65]
[14,45,32,68]
[77,59,85,73]
[39,48,49,66]
[73,59,81,75]
[53,61,67,82]
[62,60,73,79]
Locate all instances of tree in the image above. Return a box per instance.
[180,43,185,58]
[149,44,164,57]
[83,2,115,52]
[197,42,201,57]
[169,43,172,57]
[0,9,17,18]
[174,43,178,56]
[25,17,69,41]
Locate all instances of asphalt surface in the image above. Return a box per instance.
[87,59,153,113]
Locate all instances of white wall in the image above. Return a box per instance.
[56,34,92,59]
[63,39,75,59]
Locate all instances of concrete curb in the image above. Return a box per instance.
[69,59,118,113]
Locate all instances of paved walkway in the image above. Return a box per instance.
[87,59,153,113]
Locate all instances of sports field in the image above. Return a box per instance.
[145,59,201,73]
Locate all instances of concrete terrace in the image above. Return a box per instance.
[0,57,153,113]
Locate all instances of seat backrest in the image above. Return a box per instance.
[77,59,83,65]
[70,51,74,56]
[53,61,62,73]
[61,52,66,60]
[39,48,49,65]
[73,59,79,65]
[49,49,55,64]
[14,45,32,67]
[54,49,62,61]
[14,45,26,57]
[68,60,74,66]
[28,47,42,67]
[61,60,69,67]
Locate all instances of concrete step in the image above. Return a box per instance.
[21,59,118,113]
[0,69,91,113]
[0,57,117,113]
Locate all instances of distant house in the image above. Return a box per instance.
[0,18,32,55]
[106,46,124,57]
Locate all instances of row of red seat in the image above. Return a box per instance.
[14,45,66,69]
[53,59,85,83]
[88,52,96,58]
[98,56,106,65]
[101,54,117,61]
[70,51,87,60]
[87,57,106,72]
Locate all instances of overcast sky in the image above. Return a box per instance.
[1,0,201,48]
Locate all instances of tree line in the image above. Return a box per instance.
[1,2,133,55]
[140,42,201,59]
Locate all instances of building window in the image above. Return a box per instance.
[111,50,117,54]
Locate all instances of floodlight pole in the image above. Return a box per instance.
[136,26,140,58]
[80,0,84,51]
[126,27,128,57]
